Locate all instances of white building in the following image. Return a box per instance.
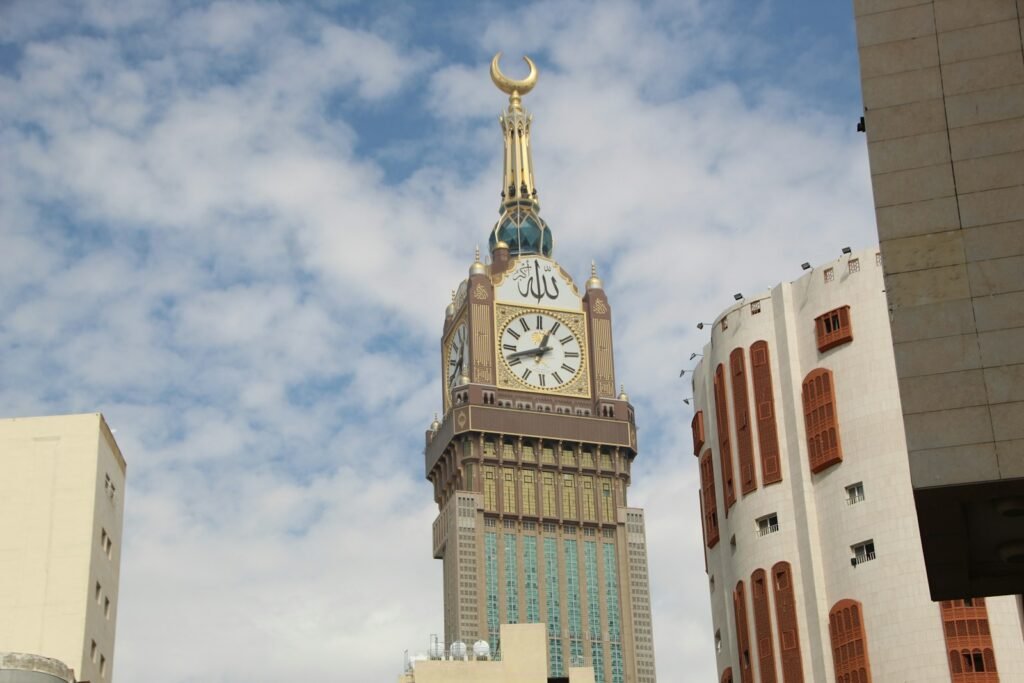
[0,414,126,682]
[690,248,1024,682]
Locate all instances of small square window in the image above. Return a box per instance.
[846,482,865,505]
[104,597,111,618]
[100,654,106,677]
[852,540,876,566]
[750,300,761,314]
[875,252,882,266]
[721,317,728,331]
[91,640,97,662]
[95,582,101,604]
[848,258,860,273]
[824,267,834,282]
[715,629,722,653]
[756,514,779,537]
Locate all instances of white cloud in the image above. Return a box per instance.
[0,1,874,681]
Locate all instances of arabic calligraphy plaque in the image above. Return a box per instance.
[493,256,582,311]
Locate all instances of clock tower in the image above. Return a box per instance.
[425,54,657,683]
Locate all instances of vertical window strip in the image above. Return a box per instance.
[582,476,596,521]
[543,473,557,517]
[523,536,540,623]
[563,474,578,519]
[600,478,614,522]
[484,466,497,511]
[801,369,843,473]
[503,468,517,514]
[750,341,782,484]
[545,537,564,676]
[699,449,720,547]
[522,471,537,515]
[585,541,605,683]
[730,348,758,495]
[604,542,624,683]
[504,534,519,624]
[565,538,584,666]
[734,581,753,683]
[751,569,778,683]
[714,364,737,511]
[484,532,500,654]
[771,562,805,682]
[828,599,872,683]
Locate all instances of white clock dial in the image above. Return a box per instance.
[500,312,582,390]
[446,322,467,390]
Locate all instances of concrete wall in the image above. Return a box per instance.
[0,415,126,682]
[852,0,1024,598]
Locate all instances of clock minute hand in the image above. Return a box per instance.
[507,345,552,360]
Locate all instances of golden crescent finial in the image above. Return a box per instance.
[490,52,538,97]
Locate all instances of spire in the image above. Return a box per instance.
[488,53,553,258]
[586,260,604,290]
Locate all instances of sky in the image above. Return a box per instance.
[0,1,879,680]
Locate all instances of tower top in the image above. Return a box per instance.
[488,53,553,258]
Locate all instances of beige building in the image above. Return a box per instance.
[424,55,656,683]
[0,414,126,682]
[851,0,1024,598]
[0,652,77,683]
[691,250,1024,681]
[399,623,595,683]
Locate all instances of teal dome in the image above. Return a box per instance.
[489,208,553,257]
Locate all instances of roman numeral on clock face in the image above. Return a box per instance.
[503,343,517,351]
[565,351,579,358]
[561,363,575,373]
[507,328,521,340]
[549,321,561,334]
[536,315,543,330]
[560,335,573,345]
[509,358,522,367]
[552,371,563,384]
[521,368,532,381]
[520,318,530,332]
[538,374,546,387]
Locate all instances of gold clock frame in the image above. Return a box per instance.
[442,314,468,411]
[494,303,591,398]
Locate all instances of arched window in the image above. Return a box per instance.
[721,667,734,683]
[750,341,782,484]
[828,599,872,682]
[714,364,736,511]
[699,450,720,548]
[802,369,843,472]
[940,599,999,681]
[730,348,757,495]
[692,410,705,455]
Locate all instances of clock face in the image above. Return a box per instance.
[499,311,582,390]
[446,322,467,391]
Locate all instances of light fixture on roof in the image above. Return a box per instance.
[690,352,702,361]
[842,246,852,254]
[696,322,708,330]
[801,262,811,270]
[683,397,692,406]
[734,293,743,301]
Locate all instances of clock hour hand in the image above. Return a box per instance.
[506,345,552,360]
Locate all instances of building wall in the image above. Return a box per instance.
[0,414,126,683]
[852,0,1024,598]
[692,250,1023,681]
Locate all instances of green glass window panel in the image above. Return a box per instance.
[603,542,623,683]
[544,536,563,677]
[585,541,605,682]
[504,534,519,624]
[485,532,500,653]
[524,536,540,623]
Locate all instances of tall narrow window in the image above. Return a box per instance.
[542,473,557,517]
[751,569,778,683]
[581,476,596,521]
[692,410,705,456]
[802,369,843,473]
[721,668,734,683]
[714,364,736,512]
[521,471,537,516]
[829,599,872,683]
[562,474,578,519]
[772,562,805,682]
[734,580,753,683]
[940,598,1000,682]
[483,466,497,511]
[730,348,757,495]
[600,478,615,522]
[750,341,782,484]
[815,305,853,352]
[502,468,517,514]
[699,450,720,548]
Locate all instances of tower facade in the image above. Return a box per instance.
[690,249,1024,682]
[0,413,126,683]
[424,55,657,683]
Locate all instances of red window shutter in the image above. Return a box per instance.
[699,450,720,548]
[714,364,736,512]
[692,410,705,456]
[721,667,734,683]
[734,581,754,683]
[815,305,854,352]
[829,599,873,683]
[940,599,1000,681]
[772,562,805,682]
[750,341,782,484]
[802,369,843,473]
[751,569,777,683]
[730,348,757,495]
